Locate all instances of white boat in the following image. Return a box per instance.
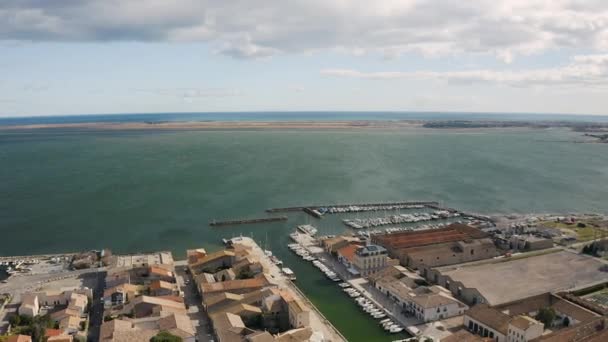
[297,224,318,236]
[281,267,296,281]
[380,318,391,324]
[390,327,404,333]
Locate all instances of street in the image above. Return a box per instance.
[87,269,106,342]
[174,263,214,342]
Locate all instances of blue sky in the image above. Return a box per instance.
[1,1,608,117]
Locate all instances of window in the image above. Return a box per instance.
[471,249,475,255]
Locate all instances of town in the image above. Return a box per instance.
[1,206,608,342]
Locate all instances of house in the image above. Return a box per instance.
[189,250,236,274]
[352,244,389,276]
[18,293,39,317]
[186,248,207,264]
[147,265,175,283]
[375,274,468,322]
[123,295,187,318]
[150,280,178,296]
[215,268,237,282]
[336,244,359,272]
[99,313,195,342]
[200,274,275,298]
[103,284,140,308]
[464,305,544,342]
[280,291,310,329]
[464,305,511,342]
[321,236,358,253]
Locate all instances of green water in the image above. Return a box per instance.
[1,128,607,341]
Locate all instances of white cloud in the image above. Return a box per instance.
[1,1,607,61]
[321,54,608,87]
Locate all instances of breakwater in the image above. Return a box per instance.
[209,216,288,227]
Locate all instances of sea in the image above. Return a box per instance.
[1,111,608,341]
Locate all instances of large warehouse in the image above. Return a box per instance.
[425,250,608,306]
[371,224,497,269]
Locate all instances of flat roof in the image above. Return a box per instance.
[439,251,608,306]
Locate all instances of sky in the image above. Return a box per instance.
[1,0,608,117]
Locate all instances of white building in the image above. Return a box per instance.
[464,305,544,342]
[353,244,389,277]
[375,275,467,322]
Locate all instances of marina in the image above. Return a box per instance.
[266,201,441,218]
[286,231,408,336]
[343,210,460,229]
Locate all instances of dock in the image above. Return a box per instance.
[267,201,441,218]
[209,216,288,227]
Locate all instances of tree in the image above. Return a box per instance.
[563,316,570,327]
[150,331,183,342]
[536,307,556,327]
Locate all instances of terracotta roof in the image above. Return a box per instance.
[149,266,174,278]
[412,292,466,309]
[373,224,487,250]
[45,329,64,337]
[466,304,511,335]
[189,250,235,268]
[336,244,360,262]
[247,331,275,342]
[150,280,175,290]
[6,335,32,342]
[157,313,196,337]
[201,274,272,294]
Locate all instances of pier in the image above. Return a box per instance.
[267,201,441,218]
[209,216,288,227]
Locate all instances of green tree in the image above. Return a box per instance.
[563,316,570,327]
[150,331,183,342]
[536,307,556,327]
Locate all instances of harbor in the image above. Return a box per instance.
[286,228,410,338]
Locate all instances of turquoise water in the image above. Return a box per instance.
[1,127,607,341]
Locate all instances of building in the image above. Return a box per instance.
[530,317,608,342]
[509,235,553,251]
[352,244,389,277]
[372,224,496,269]
[464,305,544,342]
[375,273,468,322]
[18,293,39,317]
[150,280,179,296]
[336,243,359,272]
[147,265,175,283]
[189,250,236,274]
[103,284,140,308]
[100,313,195,342]
[200,274,275,298]
[425,251,608,306]
[321,236,359,254]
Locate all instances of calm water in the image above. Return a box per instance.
[1,127,607,341]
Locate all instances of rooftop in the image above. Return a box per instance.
[336,244,360,262]
[437,251,608,306]
[465,304,511,335]
[373,224,487,250]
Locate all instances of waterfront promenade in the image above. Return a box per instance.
[236,237,347,342]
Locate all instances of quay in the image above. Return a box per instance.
[209,216,287,226]
[0,252,77,262]
[234,237,347,342]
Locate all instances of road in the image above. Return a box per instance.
[87,268,106,342]
[174,263,214,342]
